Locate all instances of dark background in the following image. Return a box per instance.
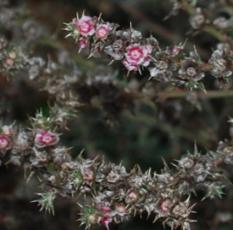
[0,0,233,229]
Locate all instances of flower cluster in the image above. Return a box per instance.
[65,13,157,73]
[0,115,233,230]
[1,2,233,230]
[170,0,233,35]
[209,43,233,80]
[66,14,114,51]
[65,13,233,90]
[74,15,112,42]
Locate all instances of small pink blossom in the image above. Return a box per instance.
[78,38,89,51]
[34,130,59,148]
[115,204,127,216]
[128,191,138,200]
[4,58,14,67]
[123,44,153,71]
[122,59,139,71]
[171,46,183,56]
[143,56,152,67]
[159,199,173,214]
[125,190,138,204]
[98,202,111,213]
[97,202,112,229]
[142,44,153,66]
[100,215,112,229]
[82,167,95,182]
[0,134,11,153]
[95,24,111,40]
[144,44,153,54]
[75,15,95,37]
[125,44,145,65]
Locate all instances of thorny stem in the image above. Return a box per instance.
[156,90,233,99]
[64,11,233,91]
[117,2,210,57]
[0,2,233,230]
[180,0,232,43]
[0,118,233,230]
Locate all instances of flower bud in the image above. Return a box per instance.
[125,190,138,204]
[159,199,173,214]
[82,167,95,183]
[179,157,194,169]
[107,170,120,183]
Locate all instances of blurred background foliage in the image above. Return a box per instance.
[0,0,233,230]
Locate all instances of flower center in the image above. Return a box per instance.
[42,135,53,144]
[186,67,197,77]
[130,48,143,60]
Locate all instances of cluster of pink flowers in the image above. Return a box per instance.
[68,13,154,73]
[96,202,128,229]
[34,129,59,149]
[0,126,60,155]
[66,13,232,86]
[73,14,112,51]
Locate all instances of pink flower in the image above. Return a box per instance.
[0,134,11,153]
[95,24,111,40]
[122,59,139,71]
[78,38,89,52]
[125,44,145,65]
[125,190,138,204]
[142,56,151,67]
[34,130,59,148]
[159,199,173,214]
[98,202,111,213]
[5,57,14,65]
[75,15,95,37]
[123,44,153,71]
[171,46,183,56]
[142,45,153,66]
[115,204,127,216]
[100,215,112,230]
[82,167,95,183]
[97,202,112,229]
